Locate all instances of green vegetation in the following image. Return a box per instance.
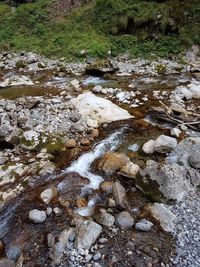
[0,0,199,59]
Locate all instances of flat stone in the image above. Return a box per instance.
[112,182,127,209]
[76,220,102,250]
[135,219,153,232]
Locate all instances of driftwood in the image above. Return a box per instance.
[149,101,200,131]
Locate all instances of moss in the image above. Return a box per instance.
[155,64,166,75]
[16,60,27,68]
[1,162,15,172]
[44,140,65,155]
[19,136,35,147]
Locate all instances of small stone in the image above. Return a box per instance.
[81,139,91,146]
[46,207,53,216]
[66,139,77,149]
[53,207,62,215]
[29,209,47,223]
[99,238,108,244]
[118,162,140,179]
[108,198,116,207]
[170,128,181,138]
[142,140,156,154]
[135,219,153,232]
[40,186,58,204]
[115,211,134,230]
[58,196,70,208]
[69,231,76,242]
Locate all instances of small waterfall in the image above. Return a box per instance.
[64,128,126,190]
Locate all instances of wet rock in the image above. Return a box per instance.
[40,186,58,204]
[76,220,102,250]
[96,209,115,227]
[100,181,113,194]
[135,219,153,232]
[149,203,176,232]
[154,135,177,154]
[188,151,200,169]
[112,182,127,209]
[118,162,140,179]
[96,152,129,175]
[29,209,47,223]
[115,211,134,230]
[70,92,132,124]
[142,140,156,154]
[76,197,87,208]
[66,139,77,149]
[0,258,15,267]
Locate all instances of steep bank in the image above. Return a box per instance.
[0,0,200,59]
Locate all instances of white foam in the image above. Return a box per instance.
[64,128,125,190]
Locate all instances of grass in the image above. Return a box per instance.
[0,0,199,59]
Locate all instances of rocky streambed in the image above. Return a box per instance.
[0,52,200,267]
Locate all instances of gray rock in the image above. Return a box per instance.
[115,211,134,230]
[140,160,191,202]
[93,252,101,261]
[149,203,176,232]
[135,219,153,232]
[29,209,47,223]
[188,151,200,169]
[76,220,102,250]
[154,135,177,153]
[96,209,115,227]
[112,182,127,209]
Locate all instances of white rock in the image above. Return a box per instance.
[92,85,102,93]
[188,83,200,99]
[142,140,156,154]
[154,135,177,153]
[171,128,181,137]
[40,186,57,204]
[70,92,133,124]
[118,162,140,179]
[29,209,47,223]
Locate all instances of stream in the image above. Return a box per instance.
[0,69,200,266]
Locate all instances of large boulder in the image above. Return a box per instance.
[140,160,191,202]
[70,92,132,125]
[95,152,129,175]
[76,220,102,250]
